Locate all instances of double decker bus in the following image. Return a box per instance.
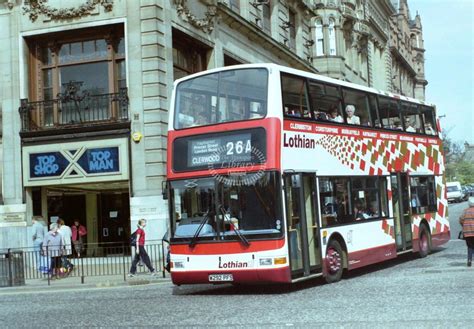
[165,64,450,285]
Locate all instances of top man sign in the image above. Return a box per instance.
[77,148,120,174]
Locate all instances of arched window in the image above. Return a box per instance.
[328,18,337,55]
[410,33,419,48]
[315,18,324,56]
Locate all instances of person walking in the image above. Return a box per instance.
[58,219,74,273]
[459,197,474,267]
[72,220,87,258]
[42,223,63,277]
[31,216,47,270]
[129,219,157,277]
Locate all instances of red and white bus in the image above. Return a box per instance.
[165,64,450,285]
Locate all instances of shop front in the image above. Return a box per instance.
[22,138,130,255]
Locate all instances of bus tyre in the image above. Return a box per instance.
[418,224,431,258]
[325,240,344,284]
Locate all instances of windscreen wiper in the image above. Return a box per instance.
[189,210,211,247]
[219,205,250,247]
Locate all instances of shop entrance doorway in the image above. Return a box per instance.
[40,182,130,256]
[98,192,130,245]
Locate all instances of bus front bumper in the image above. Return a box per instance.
[171,266,291,285]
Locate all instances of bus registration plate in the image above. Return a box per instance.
[208,274,233,282]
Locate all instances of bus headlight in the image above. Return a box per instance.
[273,257,287,265]
[259,258,272,266]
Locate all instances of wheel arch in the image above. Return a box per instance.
[416,218,432,257]
[328,232,348,269]
[419,218,431,236]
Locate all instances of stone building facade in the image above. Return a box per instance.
[0,0,426,249]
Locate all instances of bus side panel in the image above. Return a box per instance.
[412,213,451,252]
[346,244,397,271]
[321,220,397,273]
[412,175,450,252]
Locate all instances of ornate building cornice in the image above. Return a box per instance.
[173,0,218,34]
[23,0,113,23]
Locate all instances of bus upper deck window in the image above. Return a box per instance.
[420,106,437,135]
[174,68,268,129]
[281,75,310,118]
[378,97,400,130]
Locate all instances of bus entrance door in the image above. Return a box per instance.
[284,173,322,279]
[391,173,413,251]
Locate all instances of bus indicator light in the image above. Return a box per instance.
[274,257,287,265]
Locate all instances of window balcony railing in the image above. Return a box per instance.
[19,86,129,133]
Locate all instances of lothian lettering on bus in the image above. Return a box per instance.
[283,133,316,149]
[218,260,249,268]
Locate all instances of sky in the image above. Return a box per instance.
[409,0,473,144]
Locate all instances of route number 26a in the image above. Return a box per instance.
[226,140,251,155]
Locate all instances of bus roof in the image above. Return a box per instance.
[173,63,436,108]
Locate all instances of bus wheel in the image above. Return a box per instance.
[418,224,431,258]
[325,240,344,283]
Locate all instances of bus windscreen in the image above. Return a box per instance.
[169,171,283,242]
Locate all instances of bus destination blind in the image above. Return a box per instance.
[188,133,252,168]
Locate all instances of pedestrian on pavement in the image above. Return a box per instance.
[459,196,474,267]
[42,223,63,277]
[57,219,74,273]
[31,216,47,270]
[129,219,157,277]
[72,220,87,258]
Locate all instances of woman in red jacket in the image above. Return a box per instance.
[72,220,87,258]
[459,197,474,267]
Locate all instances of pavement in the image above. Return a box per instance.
[0,236,468,296]
[0,270,171,294]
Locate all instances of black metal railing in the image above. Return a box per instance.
[0,240,166,286]
[19,87,129,132]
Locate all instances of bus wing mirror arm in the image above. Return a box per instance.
[162,180,169,200]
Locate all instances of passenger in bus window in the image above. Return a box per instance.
[313,109,328,121]
[328,106,343,123]
[286,106,302,117]
[393,119,403,131]
[404,118,416,133]
[336,196,348,220]
[411,193,421,213]
[354,201,367,220]
[195,111,208,125]
[368,200,380,217]
[424,122,436,135]
[345,105,360,125]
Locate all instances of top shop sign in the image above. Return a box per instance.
[29,147,120,179]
